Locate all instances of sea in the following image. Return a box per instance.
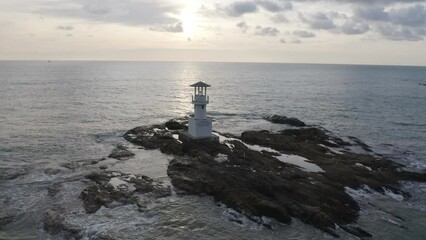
[0,61,425,239]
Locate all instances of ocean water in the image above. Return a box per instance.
[0,61,425,239]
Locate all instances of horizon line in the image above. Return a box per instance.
[0,59,425,68]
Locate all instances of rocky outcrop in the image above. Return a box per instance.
[108,144,135,160]
[165,119,187,130]
[264,115,307,127]
[124,118,426,238]
[80,171,170,214]
[124,125,184,155]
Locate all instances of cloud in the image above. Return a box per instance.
[149,22,183,33]
[354,4,426,40]
[290,0,423,5]
[300,12,337,30]
[256,0,292,12]
[271,13,289,23]
[355,7,389,21]
[389,4,426,27]
[37,0,180,26]
[377,24,424,41]
[293,30,316,38]
[57,25,74,31]
[221,0,293,17]
[236,21,249,33]
[356,4,426,27]
[215,0,424,43]
[225,1,258,16]
[279,38,301,44]
[254,25,279,36]
[340,21,370,35]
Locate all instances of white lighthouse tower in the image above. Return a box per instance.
[188,81,212,139]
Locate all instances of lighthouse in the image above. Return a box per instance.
[188,81,212,139]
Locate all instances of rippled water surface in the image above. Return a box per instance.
[1,61,426,239]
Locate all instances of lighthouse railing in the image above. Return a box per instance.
[192,95,209,103]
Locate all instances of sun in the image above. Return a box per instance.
[180,6,197,38]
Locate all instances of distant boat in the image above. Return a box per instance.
[48,60,51,63]
[419,83,426,86]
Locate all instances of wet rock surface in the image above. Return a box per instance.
[124,124,184,155]
[108,144,135,160]
[124,117,426,238]
[165,119,187,130]
[80,171,170,214]
[264,115,307,127]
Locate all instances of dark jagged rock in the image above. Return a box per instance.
[398,171,426,182]
[239,129,412,193]
[124,118,426,237]
[43,209,82,238]
[80,171,170,214]
[124,125,184,155]
[127,175,170,197]
[264,115,307,127]
[85,171,114,185]
[165,119,187,130]
[108,144,135,160]
[80,184,135,213]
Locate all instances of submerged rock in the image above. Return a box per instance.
[124,117,426,238]
[264,115,307,127]
[47,183,61,197]
[44,168,61,175]
[0,214,15,229]
[0,167,28,181]
[108,144,135,160]
[43,209,81,238]
[340,225,372,239]
[80,171,170,214]
[61,157,107,170]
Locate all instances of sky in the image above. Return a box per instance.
[0,0,425,66]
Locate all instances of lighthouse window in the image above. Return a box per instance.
[202,106,204,109]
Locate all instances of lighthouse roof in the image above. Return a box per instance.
[190,81,211,87]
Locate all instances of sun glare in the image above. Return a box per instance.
[180,6,197,38]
